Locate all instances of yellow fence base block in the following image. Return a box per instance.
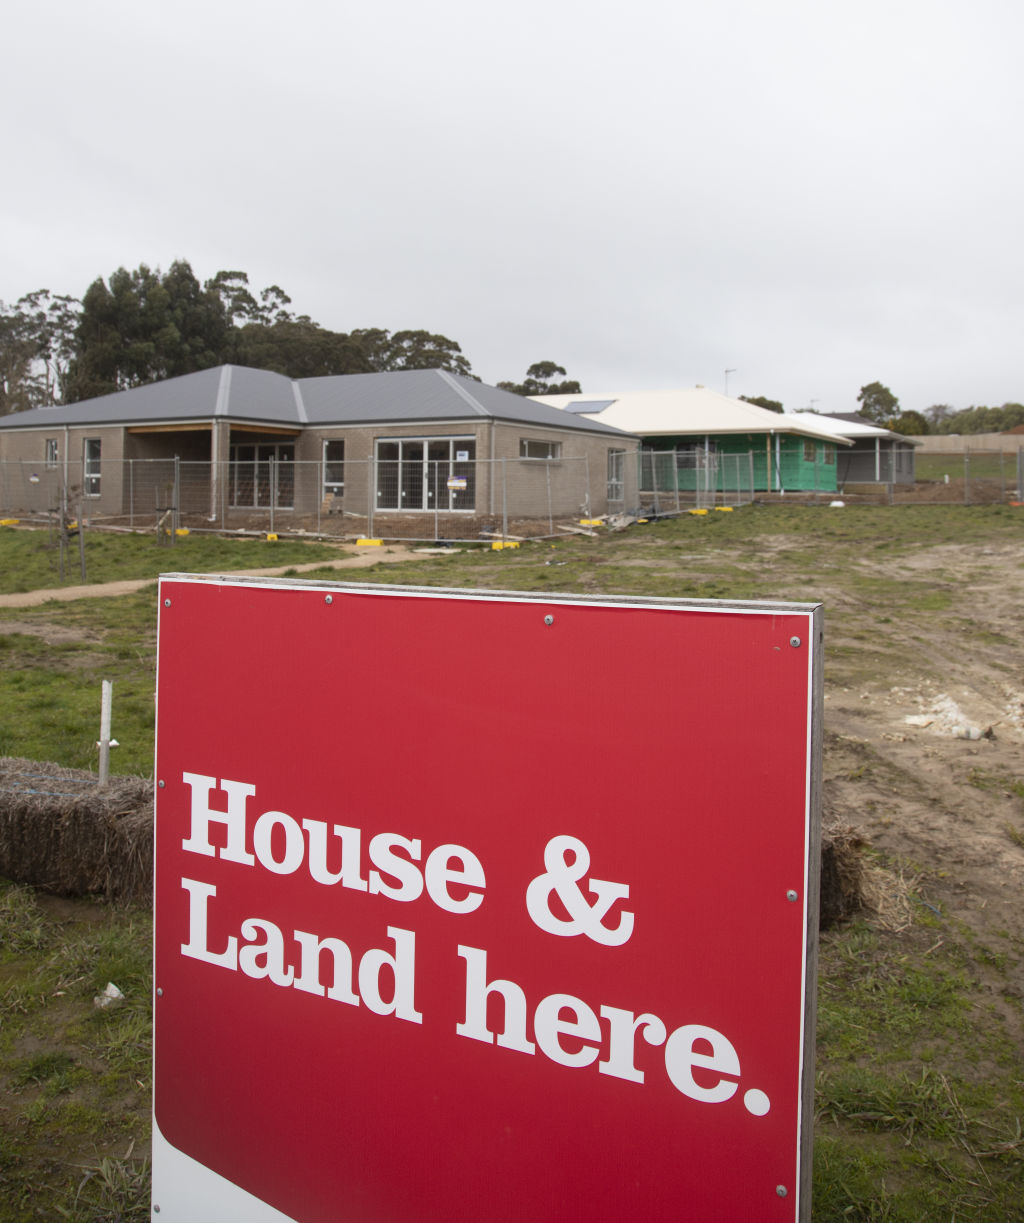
[491,541,520,550]
[688,508,709,516]
[579,519,604,527]
[176,528,191,537]
[0,518,20,526]
[356,538,383,546]
[713,507,734,513]
[265,533,278,541]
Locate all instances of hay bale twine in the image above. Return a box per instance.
[0,757,153,900]
[819,820,867,927]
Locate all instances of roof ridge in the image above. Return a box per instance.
[291,378,308,424]
[435,369,488,417]
[213,365,233,416]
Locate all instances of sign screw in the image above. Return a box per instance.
[164,599,171,607]
[156,987,163,997]
[776,1185,788,1197]
[544,615,554,626]
[789,636,801,648]
[158,780,165,788]
[325,595,333,605]
[786,889,798,902]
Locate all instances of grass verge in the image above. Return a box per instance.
[2,504,1023,1217]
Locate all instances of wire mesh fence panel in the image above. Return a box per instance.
[716,453,755,507]
[638,451,682,514]
[0,456,603,542]
[638,450,755,512]
[889,448,1021,505]
[0,460,68,519]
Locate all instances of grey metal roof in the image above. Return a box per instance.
[302,370,633,436]
[0,366,299,430]
[0,366,636,439]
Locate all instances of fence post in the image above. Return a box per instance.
[368,458,375,539]
[77,495,87,581]
[1018,446,1023,501]
[546,462,553,534]
[434,460,440,542]
[583,453,591,518]
[502,459,508,540]
[964,452,970,506]
[129,459,134,529]
[173,456,181,536]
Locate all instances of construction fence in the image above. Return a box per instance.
[641,450,758,510]
[1,455,636,543]
[893,448,1024,505]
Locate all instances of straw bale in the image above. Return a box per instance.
[0,757,153,900]
[819,820,867,928]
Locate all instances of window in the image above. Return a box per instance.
[803,441,816,463]
[323,440,345,497]
[83,439,101,497]
[45,439,59,468]
[607,449,625,502]
[824,445,835,465]
[519,439,561,460]
[375,438,475,511]
[228,442,295,508]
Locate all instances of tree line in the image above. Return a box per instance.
[0,261,579,415]
[7,268,1018,434]
[743,382,1024,436]
[854,382,1024,436]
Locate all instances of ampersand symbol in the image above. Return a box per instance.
[525,835,634,946]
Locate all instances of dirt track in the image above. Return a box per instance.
[0,546,416,609]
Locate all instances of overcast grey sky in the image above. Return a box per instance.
[4,0,1022,414]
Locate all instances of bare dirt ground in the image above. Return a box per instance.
[816,540,1024,974]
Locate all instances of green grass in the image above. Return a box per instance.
[0,503,1017,778]
[0,589,157,773]
[0,881,152,1222]
[0,526,346,594]
[2,505,1024,1217]
[915,452,1020,483]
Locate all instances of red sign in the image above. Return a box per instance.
[153,578,821,1222]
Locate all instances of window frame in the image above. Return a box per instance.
[374,436,476,512]
[323,439,345,498]
[83,438,101,497]
[519,438,562,461]
[228,441,295,508]
[607,448,625,503]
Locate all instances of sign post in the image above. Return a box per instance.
[153,577,822,1222]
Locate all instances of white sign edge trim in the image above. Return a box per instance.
[151,1119,298,1221]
